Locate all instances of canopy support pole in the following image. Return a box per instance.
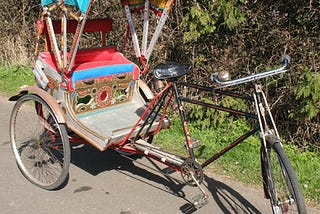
[45,15,62,69]
[124,4,141,58]
[142,0,150,57]
[146,1,173,61]
[67,13,88,73]
[61,11,68,68]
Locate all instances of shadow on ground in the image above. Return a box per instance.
[71,144,262,214]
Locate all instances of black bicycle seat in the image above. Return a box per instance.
[153,62,191,80]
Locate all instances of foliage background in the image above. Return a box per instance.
[0,0,319,150]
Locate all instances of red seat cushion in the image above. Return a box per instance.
[38,47,140,87]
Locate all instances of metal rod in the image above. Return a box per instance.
[260,90,280,138]
[146,0,175,61]
[45,16,62,68]
[134,85,172,140]
[61,12,67,68]
[178,81,254,101]
[120,82,173,146]
[173,83,195,159]
[201,127,259,168]
[142,0,149,56]
[180,96,258,119]
[119,153,184,184]
[67,14,88,72]
[124,4,141,58]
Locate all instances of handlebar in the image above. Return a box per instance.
[211,55,291,88]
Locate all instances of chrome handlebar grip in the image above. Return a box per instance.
[211,55,290,88]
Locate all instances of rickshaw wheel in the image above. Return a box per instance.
[10,94,70,190]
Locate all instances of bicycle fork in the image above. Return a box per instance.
[253,84,280,141]
[253,84,281,200]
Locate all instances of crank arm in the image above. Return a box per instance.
[190,173,209,209]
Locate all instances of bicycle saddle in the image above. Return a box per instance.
[153,62,191,80]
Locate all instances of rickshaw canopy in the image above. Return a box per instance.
[41,0,91,13]
[41,0,170,14]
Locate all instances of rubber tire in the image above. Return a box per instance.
[261,140,307,214]
[10,94,70,190]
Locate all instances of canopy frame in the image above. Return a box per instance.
[35,0,175,74]
[122,0,175,72]
[36,0,91,75]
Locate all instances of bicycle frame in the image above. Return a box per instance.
[110,65,289,208]
[116,77,280,168]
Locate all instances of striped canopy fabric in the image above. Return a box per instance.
[41,0,91,13]
[120,0,170,13]
[150,0,168,11]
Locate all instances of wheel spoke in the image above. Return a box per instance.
[10,94,70,190]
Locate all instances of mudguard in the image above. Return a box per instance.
[9,85,66,124]
[138,80,154,101]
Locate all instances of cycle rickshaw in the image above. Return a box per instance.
[9,0,307,213]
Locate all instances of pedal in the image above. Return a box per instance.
[192,194,209,209]
[184,138,200,149]
[190,138,200,149]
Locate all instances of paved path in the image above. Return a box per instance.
[0,95,319,214]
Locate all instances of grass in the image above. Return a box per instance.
[0,65,34,96]
[153,116,320,206]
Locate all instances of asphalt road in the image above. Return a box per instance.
[0,95,319,214]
